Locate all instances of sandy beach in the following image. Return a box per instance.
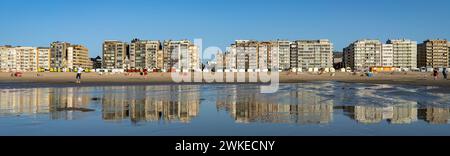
[1,71,449,88]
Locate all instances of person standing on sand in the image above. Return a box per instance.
[76,66,84,84]
[443,68,448,80]
[433,68,439,80]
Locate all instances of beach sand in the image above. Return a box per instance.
[1,71,449,88]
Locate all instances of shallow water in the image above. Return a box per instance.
[1,82,450,136]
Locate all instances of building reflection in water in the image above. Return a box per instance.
[1,84,450,125]
[0,88,91,120]
[216,85,334,124]
[101,85,200,124]
[342,103,418,124]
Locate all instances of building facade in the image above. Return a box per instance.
[344,40,382,70]
[387,39,417,69]
[294,40,333,69]
[129,39,162,69]
[37,47,51,70]
[418,39,449,68]
[50,41,70,69]
[102,40,128,69]
[163,40,199,71]
[67,45,90,69]
[381,44,394,67]
[15,47,38,72]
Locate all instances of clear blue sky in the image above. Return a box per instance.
[1,0,450,57]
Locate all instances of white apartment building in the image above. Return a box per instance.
[0,46,16,72]
[225,47,237,70]
[381,44,394,67]
[344,39,382,71]
[37,47,51,70]
[294,40,333,69]
[15,47,38,72]
[387,39,417,69]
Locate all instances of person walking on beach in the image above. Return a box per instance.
[443,68,448,80]
[76,66,84,84]
[433,68,439,80]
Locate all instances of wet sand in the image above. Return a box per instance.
[0,72,449,88]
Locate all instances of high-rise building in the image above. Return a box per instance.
[67,45,90,69]
[275,40,291,70]
[294,39,333,69]
[129,39,161,69]
[387,39,417,69]
[381,44,394,67]
[37,47,51,70]
[418,39,449,68]
[333,52,344,69]
[15,47,38,72]
[50,41,70,69]
[233,40,259,71]
[102,40,128,69]
[163,40,199,71]
[0,46,16,72]
[225,47,237,70]
[343,40,382,70]
[215,51,225,71]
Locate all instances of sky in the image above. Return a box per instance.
[1,0,450,57]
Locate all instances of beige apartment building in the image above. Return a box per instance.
[232,40,258,71]
[37,47,51,70]
[129,39,162,69]
[67,45,90,69]
[344,39,382,70]
[418,39,449,68]
[387,39,417,69]
[293,40,333,69]
[102,40,128,69]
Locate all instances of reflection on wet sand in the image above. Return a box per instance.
[1,83,450,125]
[342,103,418,124]
[102,86,200,123]
[216,85,334,124]
[0,88,91,120]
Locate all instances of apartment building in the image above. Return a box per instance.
[294,40,333,69]
[381,44,394,67]
[0,46,16,72]
[67,45,90,69]
[387,39,417,69]
[232,40,257,71]
[102,40,128,69]
[50,41,71,69]
[418,39,449,68]
[129,39,162,69]
[163,40,199,71]
[225,47,237,70]
[37,47,51,70]
[15,47,38,72]
[275,40,291,70]
[343,40,382,70]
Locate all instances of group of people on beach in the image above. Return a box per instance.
[433,68,448,80]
